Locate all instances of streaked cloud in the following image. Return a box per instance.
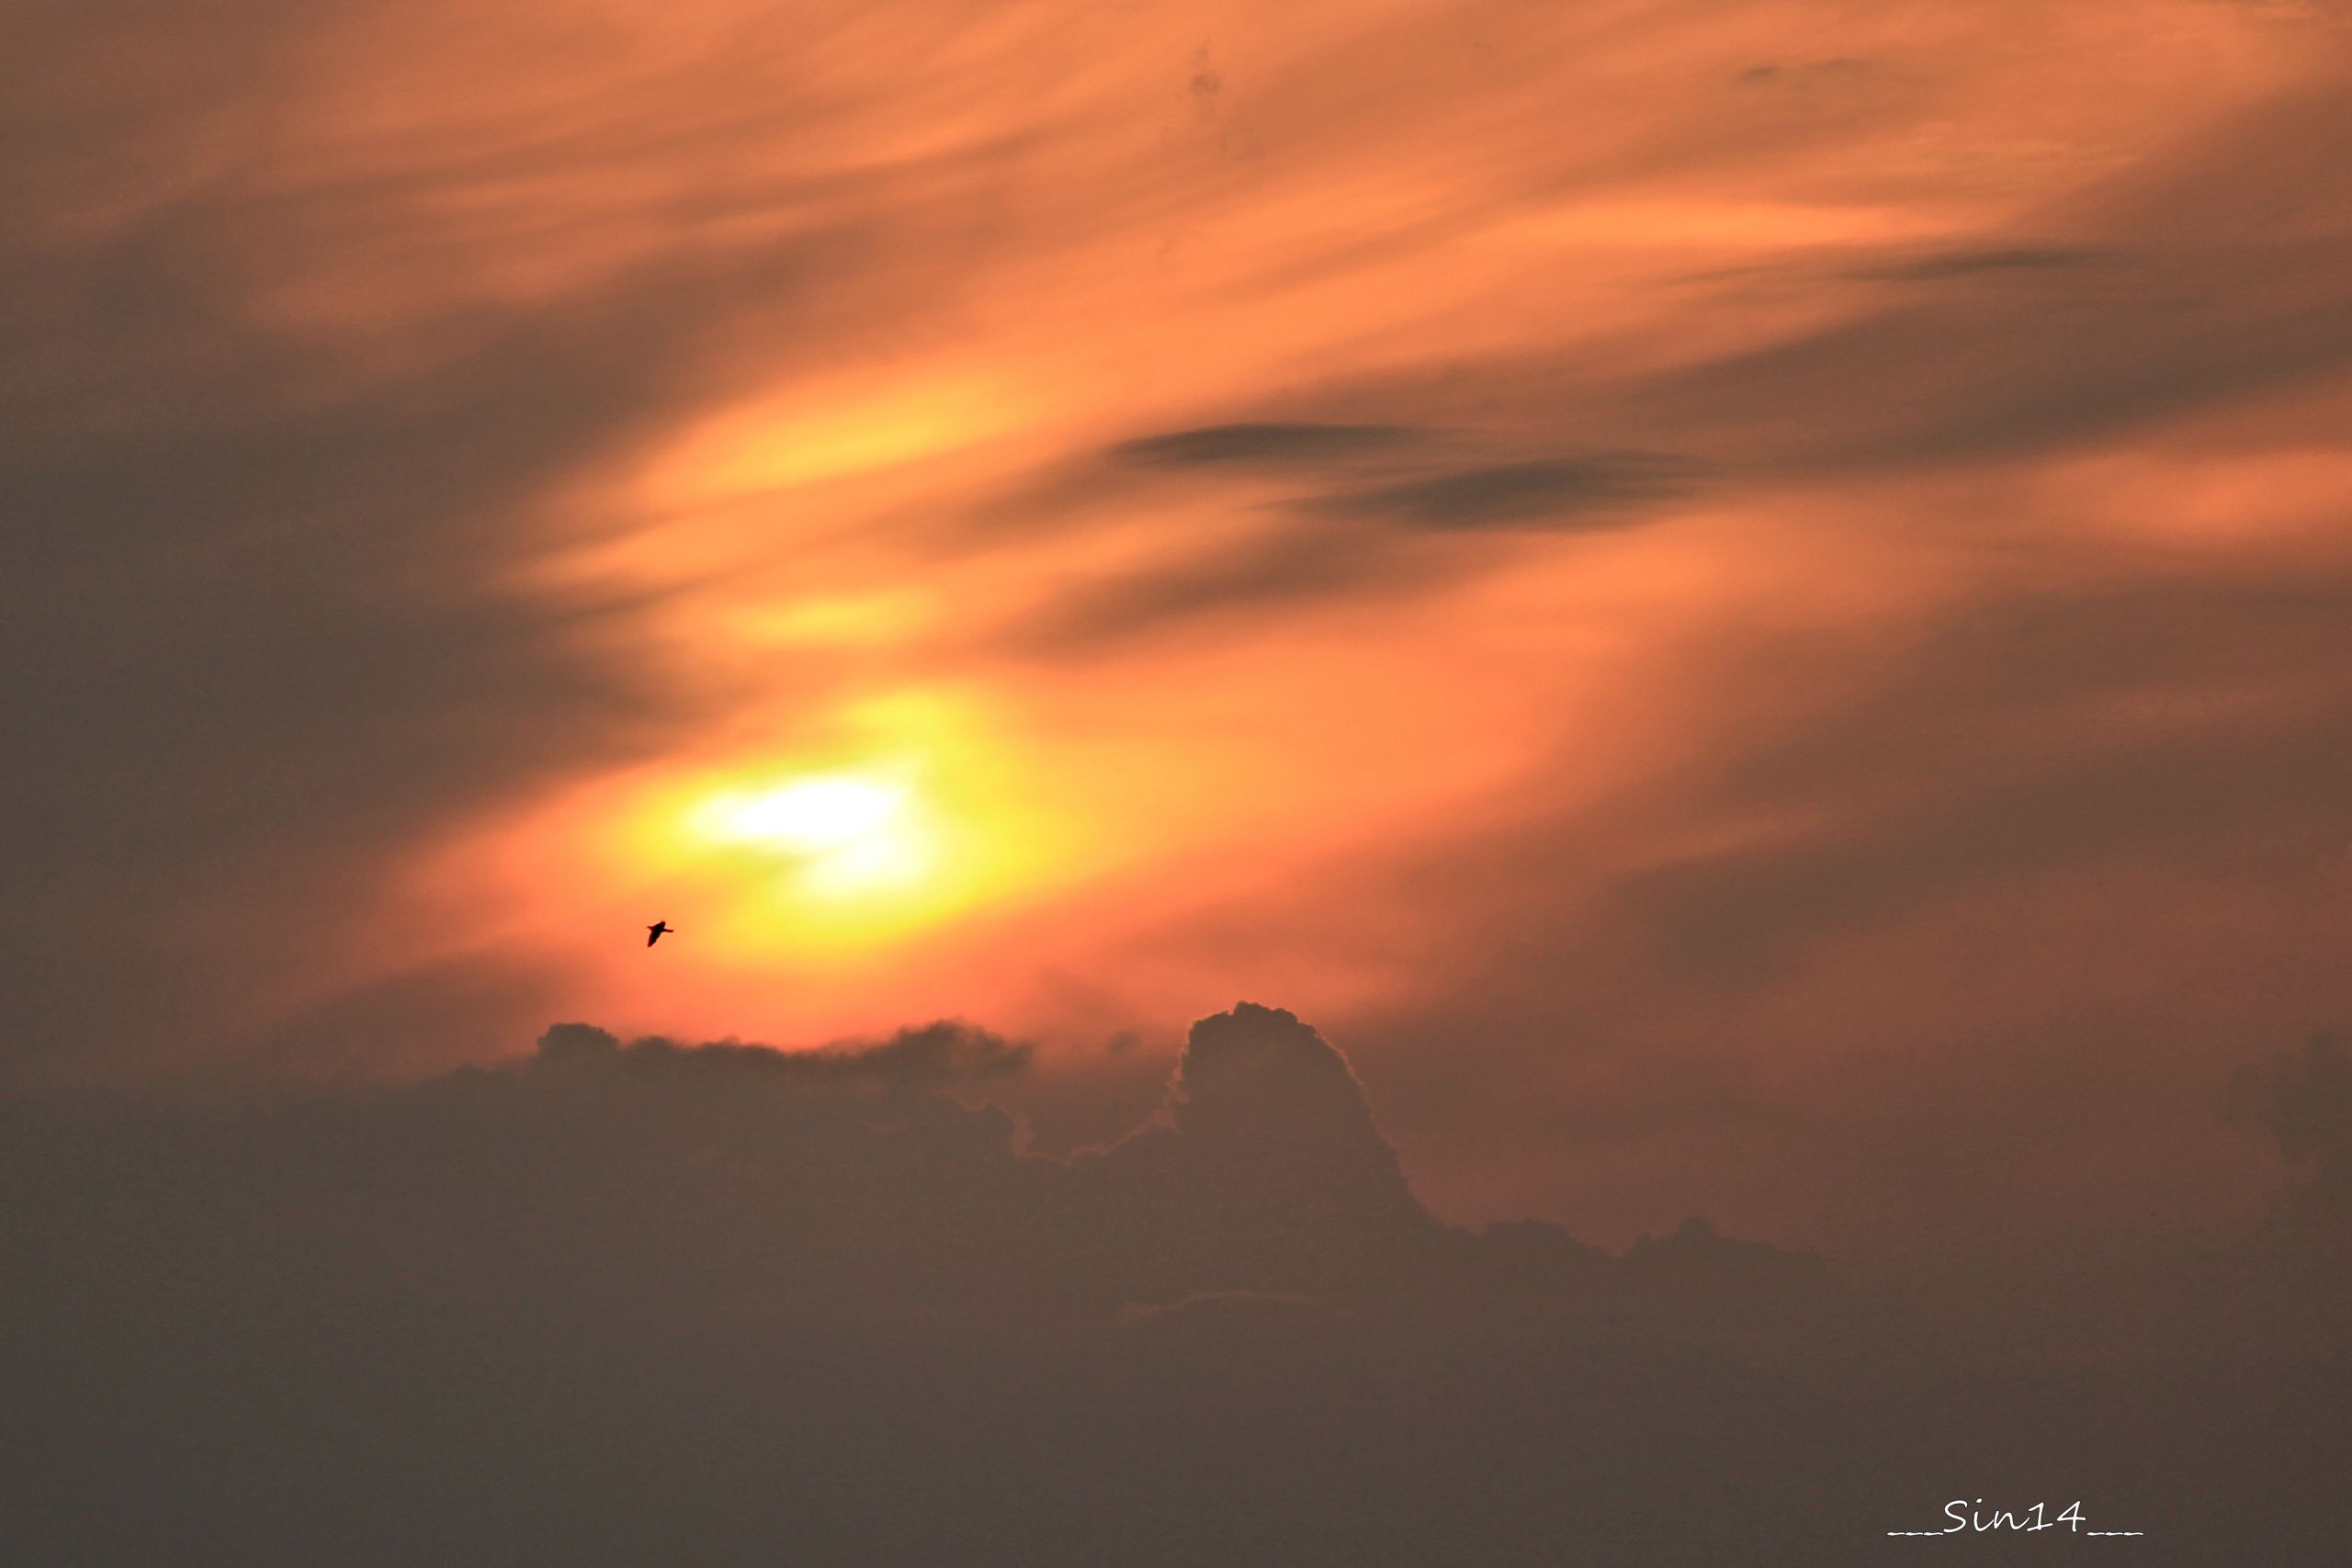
[6,0,2350,1256]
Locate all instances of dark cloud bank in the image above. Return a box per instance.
[1010,424,1701,650]
[5,1005,2345,1566]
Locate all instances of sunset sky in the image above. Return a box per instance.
[10,0,2352,1252]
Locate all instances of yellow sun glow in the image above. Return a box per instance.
[594,691,1084,969]
[689,773,931,898]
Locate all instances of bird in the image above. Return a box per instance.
[646,920,673,947]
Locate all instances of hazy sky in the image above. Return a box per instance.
[10,0,2352,1251]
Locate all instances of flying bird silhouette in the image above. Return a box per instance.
[646,920,673,947]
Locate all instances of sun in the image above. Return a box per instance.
[494,691,1084,971]
[687,772,933,899]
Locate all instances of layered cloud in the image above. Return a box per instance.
[7,0,2352,1261]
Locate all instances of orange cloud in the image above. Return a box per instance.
[9,0,2352,1251]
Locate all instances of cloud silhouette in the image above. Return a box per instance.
[0,1001,1811,1334]
[1842,245,2110,283]
[1301,452,1697,531]
[1016,434,1698,648]
[1108,422,1416,468]
[5,1001,2345,1567]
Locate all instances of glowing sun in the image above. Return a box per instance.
[688,772,933,899]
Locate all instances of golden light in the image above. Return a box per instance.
[577,689,1093,975]
[690,773,931,898]
[643,372,1035,507]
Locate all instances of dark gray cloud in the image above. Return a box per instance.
[1301,451,1697,530]
[3,998,2342,1566]
[0,1000,1792,1327]
[1108,421,1416,468]
[1013,436,1697,649]
[1734,56,1876,86]
[1843,244,2110,282]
